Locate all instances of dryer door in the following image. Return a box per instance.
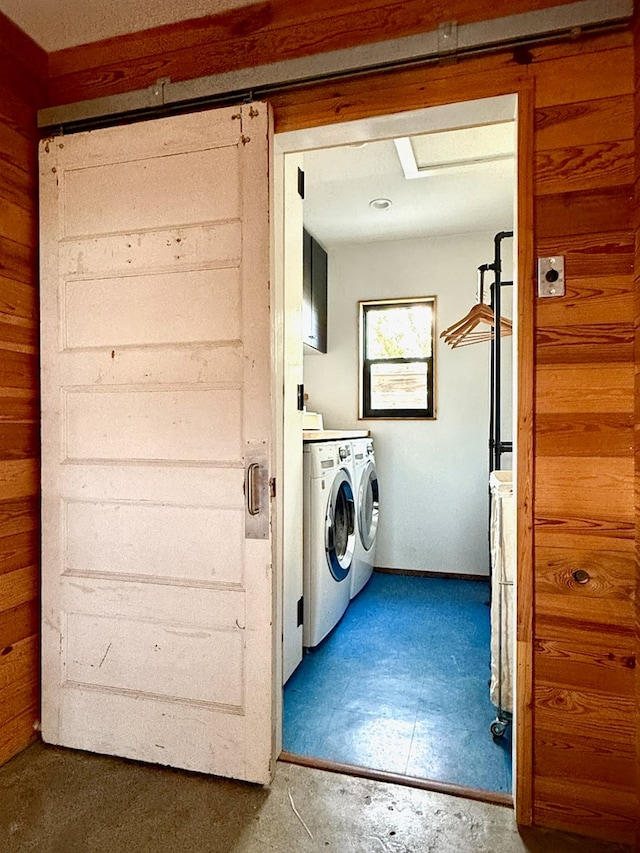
[325,470,355,581]
[358,461,380,551]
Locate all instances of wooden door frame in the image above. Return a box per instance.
[273,80,535,824]
[513,80,535,828]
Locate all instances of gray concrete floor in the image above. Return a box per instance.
[0,743,632,852]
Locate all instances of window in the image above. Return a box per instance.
[359,297,435,419]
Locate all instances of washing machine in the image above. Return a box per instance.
[303,440,356,647]
[350,437,379,599]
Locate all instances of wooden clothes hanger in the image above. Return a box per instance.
[440,306,512,348]
[440,266,512,349]
[445,322,512,348]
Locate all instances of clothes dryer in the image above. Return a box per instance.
[303,440,356,647]
[350,437,379,599]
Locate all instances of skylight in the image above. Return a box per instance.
[394,122,515,179]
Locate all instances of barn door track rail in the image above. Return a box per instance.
[38,0,632,132]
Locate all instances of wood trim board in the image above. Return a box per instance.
[514,81,536,828]
[279,750,514,809]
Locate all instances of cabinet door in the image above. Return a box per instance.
[311,238,328,353]
[302,228,314,348]
[302,228,327,353]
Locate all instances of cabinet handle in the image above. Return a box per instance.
[572,569,590,584]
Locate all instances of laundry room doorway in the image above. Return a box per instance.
[275,93,521,803]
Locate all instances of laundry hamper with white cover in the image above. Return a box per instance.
[489,470,515,735]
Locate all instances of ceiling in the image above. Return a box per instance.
[0,0,256,51]
[302,126,515,248]
[0,3,516,247]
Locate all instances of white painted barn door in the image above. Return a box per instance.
[39,104,275,783]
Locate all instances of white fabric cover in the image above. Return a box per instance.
[489,470,515,713]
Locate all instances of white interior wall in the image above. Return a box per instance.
[304,231,513,575]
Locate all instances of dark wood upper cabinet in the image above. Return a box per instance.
[302,227,328,353]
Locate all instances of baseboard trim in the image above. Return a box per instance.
[279,751,513,808]
[374,567,490,582]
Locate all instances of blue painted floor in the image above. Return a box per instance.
[283,571,512,794]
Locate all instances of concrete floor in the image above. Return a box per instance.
[0,743,632,853]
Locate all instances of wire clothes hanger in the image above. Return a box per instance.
[440,265,512,349]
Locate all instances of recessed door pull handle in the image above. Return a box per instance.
[247,463,260,516]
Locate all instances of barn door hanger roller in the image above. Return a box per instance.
[438,21,458,57]
[149,77,171,105]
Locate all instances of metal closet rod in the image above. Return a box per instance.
[489,231,514,474]
[38,0,632,133]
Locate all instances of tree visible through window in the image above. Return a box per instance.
[360,297,435,419]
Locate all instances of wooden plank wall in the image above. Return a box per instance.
[18,0,640,846]
[634,9,640,849]
[532,37,637,844]
[47,0,565,107]
[0,12,46,766]
[270,35,639,842]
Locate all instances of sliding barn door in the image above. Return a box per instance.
[39,105,275,783]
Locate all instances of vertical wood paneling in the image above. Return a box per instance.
[0,10,46,767]
[10,1,639,845]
